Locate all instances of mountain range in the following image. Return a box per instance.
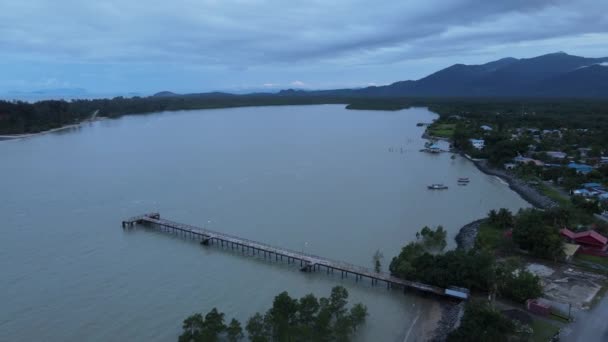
[161,52,606,98]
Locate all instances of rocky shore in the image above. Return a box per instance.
[470,159,558,209]
[430,301,465,341]
[454,219,485,252]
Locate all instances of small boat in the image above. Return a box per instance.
[428,184,448,190]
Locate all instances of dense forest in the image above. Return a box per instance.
[3,93,608,135]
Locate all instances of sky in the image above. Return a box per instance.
[1,0,608,96]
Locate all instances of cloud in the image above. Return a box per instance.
[0,0,607,93]
[290,80,305,87]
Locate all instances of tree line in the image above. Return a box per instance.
[179,286,367,342]
[3,95,608,135]
[389,225,543,302]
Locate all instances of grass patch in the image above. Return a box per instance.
[529,319,560,342]
[575,254,608,268]
[427,123,456,138]
[475,222,506,252]
[538,184,570,207]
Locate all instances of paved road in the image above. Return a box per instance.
[561,295,608,342]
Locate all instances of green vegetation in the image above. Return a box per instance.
[448,302,560,342]
[529,319,560,342]
[427,123,456,138]
[447,302,516,342]
[487,208,514,230]
[179,309,233,342]
[372,249,383,273]
[575,254,608,268]
[476,208,573,260]
[495,260,543,303]
[537,183,570,207]
[391,226,543,303]
[475,222,509,252]
[415,225,447,252]
[179,286,367,342]
[512,209,565,260]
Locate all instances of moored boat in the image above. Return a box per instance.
[427,184,448,190]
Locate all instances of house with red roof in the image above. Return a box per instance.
[560,228,608,256]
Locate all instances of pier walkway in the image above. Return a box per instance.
[122,213,467,299]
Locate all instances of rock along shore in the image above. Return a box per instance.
[470,158,558,210]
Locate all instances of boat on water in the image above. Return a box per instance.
[428,184,448,190]
[457,177,470,186]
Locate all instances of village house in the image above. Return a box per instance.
[513,156,544,167]
[560,229,608,257]
[546,151,567,160]
[542,129,562,138]
[582,183,606,191]
[469,139,485,150]
[571,183,606,199]
[504,163,516,170]
[567,162,593,175]
[480,125,493,131]
[578,147,592,158]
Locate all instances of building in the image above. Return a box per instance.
[567,163,593,175]
[560,228,608,256]
[526,299,551,316]
[563,243,581,261]
[546,151,567,160]
[572,189,593,197]
[480,125,493,131]
[469,139,485,150]
[513,156,544,167]
[582,183,606,192]
[428,144,441,153]
[504,163,516,170]
[578,148,592,158]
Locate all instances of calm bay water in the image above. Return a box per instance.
[0,105,530,341]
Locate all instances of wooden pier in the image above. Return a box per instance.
[122,213,467,300]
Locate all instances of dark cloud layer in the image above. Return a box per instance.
[0,0,607,94]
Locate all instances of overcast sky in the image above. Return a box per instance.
[1,0,607,95]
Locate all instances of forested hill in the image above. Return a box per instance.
[354,52,608,97]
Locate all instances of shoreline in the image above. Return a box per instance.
[0,118,105,141]
[466,157,557,210]
[454,219,485,252]
[422,129,556,210]
[423,129,557,340]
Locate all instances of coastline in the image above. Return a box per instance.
[424,130,554,340]
[423,130,556,211]
[454,219,485,252]
[467,157,557,210]
[0,118,105,141]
